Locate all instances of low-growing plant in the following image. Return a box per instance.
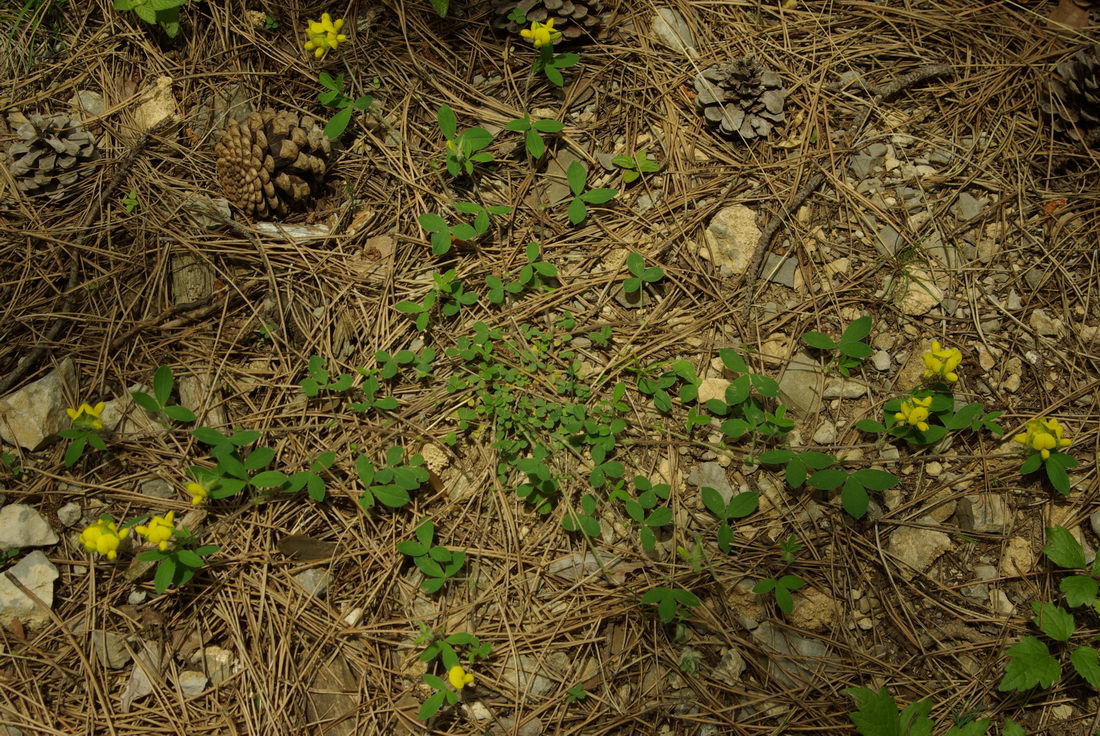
[565,160,617,225]
[121,188,138,213]
[1014,417,1076,497]
[249,451,337,502]
[622,252,665,294]
[299,355,355,397]
[757,448,898,519]
[417,211,479,256]
[640,585,700,624]
[858,391,1003,449]
[504,113,564,158]
[801,315,873,376]
[619,476,673,552]
[189,427,274,498]
[485,242,557,304]
[131,365,197,423]
[356,445,429,510]
[562,493,601,538]
[631,358,700,414]
[396,269,479,331]
[566,682,588,703]
[398,517,466,593]
[452,200,513,235]
[113,0,187,37]
[428,0,448,16]
[612,148,661,183]
[701,348,793,441]
[130,513,219,595]
[317,72,373,139]
[437,103,493,177]
[998,526,1100,692]
[520,20,579,86]
[846,686,1016,736]
[416,625,492,669]
[700,485,759,553]
[60,401,107,467]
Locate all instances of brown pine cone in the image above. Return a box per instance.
[214,109,331,218]
[694,57,787,142]
[491,0,609,40]
[1042,44,1100,146]
[5,113,98,200]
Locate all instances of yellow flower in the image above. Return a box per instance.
[185,481,209,506]
[135,511,176,551]
[520,19,561,48]
[1014,417,1072,460]
[921,341,963,383]
[303,12,347,58]
[895,396,933,432]
[66,401,105,431]
[448,664,475,690]
[80,519,129,561]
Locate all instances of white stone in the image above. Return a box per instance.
[649,8,696,56]
[0,504,59,548]
[178,670,208,697]
[91,630,132,669]
[499,654,554,697]
[701,205,760,277]
[69,90,105,119]
[811,422,837,444]
[712,647,746,681]
[893,268,944,315]
[779,351,824,416]
[0,357,77,450]
[696,378,730,404]
[956,494,1011,533]
[0,551,59,629]
[1000,536,1033,578]
[989,589,1014,616]
[887,519,953,579]
[191,645,236,685]
[133,76,179,132]
[1028,309,1064,337]
[57,502,82,527]
[822,379,866,399]
[872,350,892,371]
[293,568,331,598]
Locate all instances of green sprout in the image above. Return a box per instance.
[317,72,373,139]
[611,148,661,183]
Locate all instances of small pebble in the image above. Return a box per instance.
[872,350,892,371]
[57,502,82,527]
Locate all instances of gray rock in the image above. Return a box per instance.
[635,191,661,212]
[687,462,735,503]
[872,350,892,371]
[178,670,208,697]
[650,8,696,55]
[57,502,82,527]
[849,153,875,179]
[822,379,866,399]
[887,519,953,579]
[1091,511,1100,540]
[69,90,105,119]
[701,205,760,277]
[750,621,836,688]
[101,384,164,435]
[0,550,59,629]
[91,630,132,669]
[139,477,175,500]
[127,590,147,605]
[811,422,836,444]
[892,267,944,316]
[293,568,331,598]
[1023,267,1043,290]
[0,357,77,450]
[1006,290,1022,310]
[712,647,746,681]
[779,351,824,416]
[181,194,231,229]
[951,192,985,221]
[499,654,554,697]
[865,142,887,159]
[929,149,954,165]
[1028,309,1063,337]
[876,224,902,256]
[0,504,59,548]
[760,252,800,288]
[956,494,1011,533]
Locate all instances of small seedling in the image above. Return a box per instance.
[189,427,275,498]
[437,104,493,177]
[700,349,792,440]
[398,517,466,593]
[623,252,664,294]
[801,316,873,376]
[134,521,219,595]
[396,269,478,331]
[250,451,337,502]
[429,0,448,16]
[565,160,617,224]
[611,149,661,183]
[132,365,197,423]
[317,72,373,139]
[122,189,138,213]
[356,446,429,509]
[562,493,601,537]
[504,114,564,158]
[640,586,700,624]
[532,42,579,87]
[417,626,492,669]
[778,533,803,564]
[753,574,805,616]
[263,14,278,29]
[113,0,187,37]
[485,242,557,304]
[565,683,588,703]
[417,211,477,256]
[299,355,355,397]
[622,476,672,551]
[452,200,512,235]
[846,687,1003,736]
[700,486,759,553]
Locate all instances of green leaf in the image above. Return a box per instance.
[1069,646,1100,689]
[419,690,446,720]
[582,188,617,204]
[162,405,195,422]
[154,557,176,594]
[463,127,493,151]
[646,507,672,527]
[551,52,579,68]
[841,478,869,519]
[998,636,1060,691]
[838,341,873,359]
[611,154,636,169]
[1045,459,1071,496]
[566,160,586,195]
[785,460,807,489]
[418,212,447,233]
[753,579,776,593]
[176,549,204,568]
[808,468,847,490]
[1044,526,1086,569]
[152,365,173,407]
[944,719,990,736]
[855,419,886,433]
[726,491,758,519]
[1019,453,1042,475]
[801,331,837,350]
[525,128,545,158]
[626,252,644,276]
[131,391,161,413]
[436,104,456,140]
[718,349,748,373]
[1031,602,1075,641]
[799,451,836,469]
[544,64,564,86]
[846,687,904,736]
[1002,718,1025,736]
[840,315,873,343]
[251,470,289,488]
[567,197,587,225]
[533,119,563,133]
[324,107,353,139]
[700,487,726,518]
[134,3,157,24]
[396,541,426,556]
[1060,575,1098,608]
[758,449,795,464]
[504,117,530,131]
[851,468,899,491]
